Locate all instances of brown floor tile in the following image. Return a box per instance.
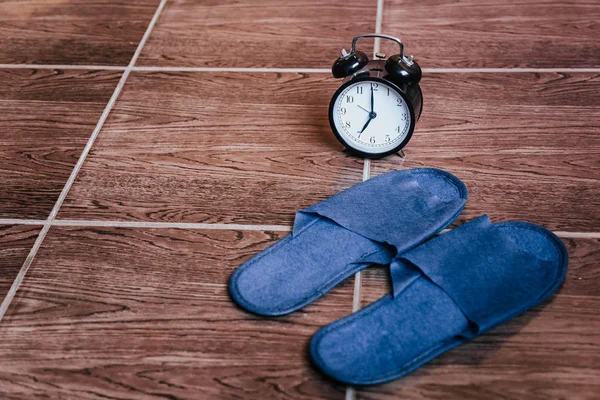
[0,69,121,219]
[371,72,600,232]
[0,0,160,65]
[0,226,352,399]
[357,237,600,399]
[380,0,600,68]
[0,224,40,302]
[59,71,364,224]
[138,0,376,68]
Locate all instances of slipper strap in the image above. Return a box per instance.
[394,215,558,336]
[293,170,466,253]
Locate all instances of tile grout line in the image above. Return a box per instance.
[0,218,597,238]
[421,68,600,73]
[51,220,292,232]
[373,0,385,54]
[133,66,332,73]
[0,219,47,225]
[344,166,370,400]
[0,0,169,323]
[0,64,599,74]
[552,231,600,239]
[0,64,127,71]
[352,158,371,315]
[346,0,384,397]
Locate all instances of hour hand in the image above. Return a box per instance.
[359,117,373,135]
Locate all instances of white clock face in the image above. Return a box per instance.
[332,80,412,154]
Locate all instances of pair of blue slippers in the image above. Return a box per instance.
[228,168,568,385]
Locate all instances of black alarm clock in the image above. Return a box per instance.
[328,34,423,158]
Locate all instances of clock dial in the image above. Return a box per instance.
[332,80,412,154]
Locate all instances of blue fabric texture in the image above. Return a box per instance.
[310,215,568,385]
[229,168,468,316]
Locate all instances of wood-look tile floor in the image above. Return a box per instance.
[58,71,364,225]
[0,0,598,399]
[0,0,161,65]
[0,69,121,219]
[137,0,376,68]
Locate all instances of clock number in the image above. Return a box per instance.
[400,113,407,121]
[395,126,401,133]
[397,98,403,106]
[387,87,390,96]
[356,86,363,94]
[340,107,347,115]
[371,83,378,91]
[370,136,376,144]
[345,121,351,128]
[346,95,354,103]
[385,134,391,142]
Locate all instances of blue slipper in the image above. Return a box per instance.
[310,215,568,385]
[229,168,468,316]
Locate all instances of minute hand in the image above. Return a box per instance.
[370,85,374,111]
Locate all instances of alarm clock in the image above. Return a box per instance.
[328,34,423,158]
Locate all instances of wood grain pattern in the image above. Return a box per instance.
[372,72,600,231]
[138,0,376,68]
[0,224,40,301]
[357,237,600,400]
[59,71,364,224]
[0,68,121,219]
[0,0,160,65]
[380,0,600,68]
[0,226,352,399]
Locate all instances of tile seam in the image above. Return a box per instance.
[0,64,599,73]
[0,219,47,225]
[50,220,292,231]
[347,0,383,395]
[0,218,597,238]
[0,64,127,70]
[422,68,600,73]
[133,66,332,73]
